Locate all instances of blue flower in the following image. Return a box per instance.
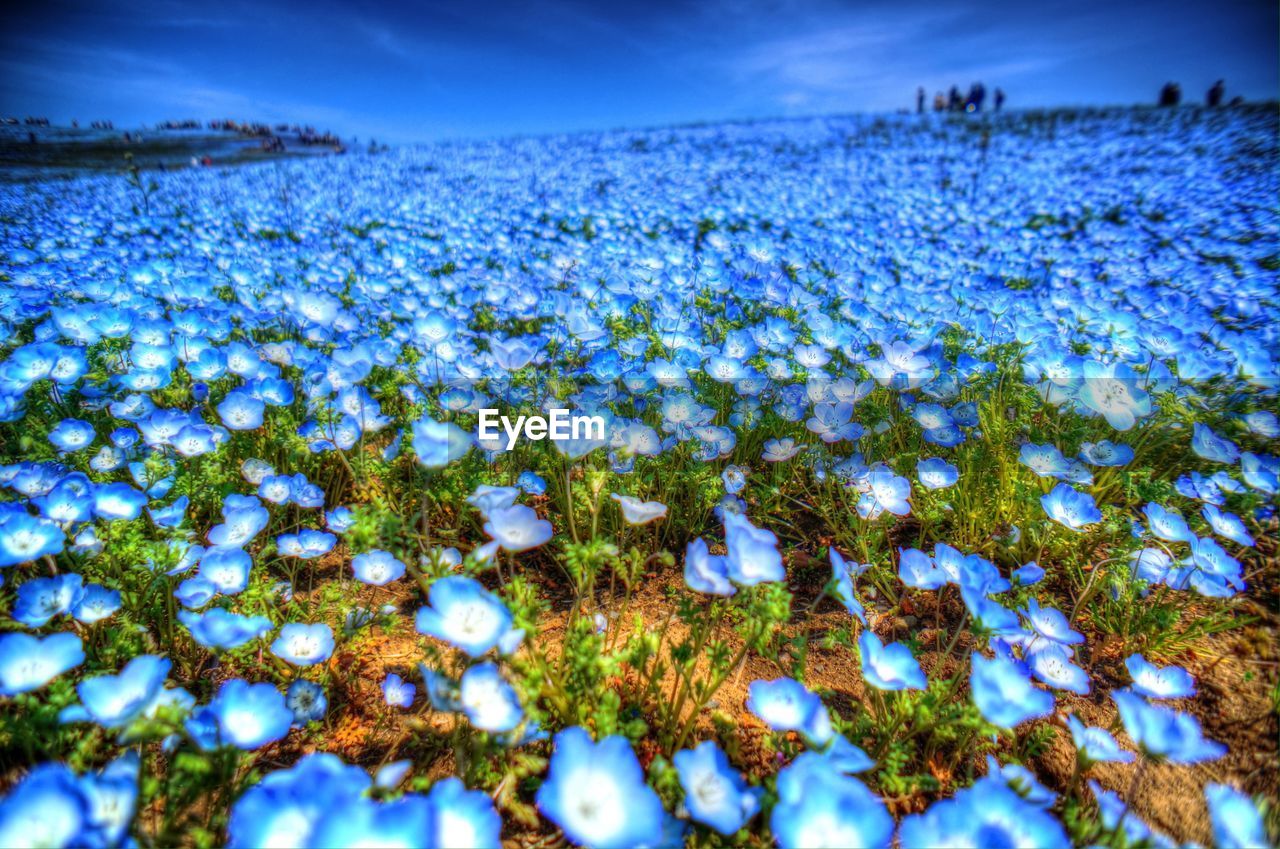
[1066,714,1134,765]
[270,623,335,666]
[1018,442,1069,479]
[411,416,474,467]
[672,740,761,835]
[684,537,735,596]
[771,755,893,849]
[1191,423,1240,464]
[0,511,64,567]
[1112,688,1225,763]
[970,653,1054,728]
[898,547,946,590]
[1075,359,1151,431]
[227,753,371,848]
[0,763,89,848]
[1125,654,1195,699]
[899,776,1068,848]
[858,631,926,691]
[856,466,912,519]
[1079,439,1133,467]
[916,457,959,489]
[216,390,265,430]
[1201,504,1255,547]
[1021,598,1083,645]
[382,672,416,708]
[207,679,293,750]
[73,654,171,728]
[0,632,84,696]
[1040,483,1101,531]
[724,512,784,585]
[179,608,273,651]
[483,504,553,552]
[828,548,867,624]
[422,776,503,848]
[1026,642,1090,694]
[72,583,121,624]
[1205,783,1268,849]
[351,549,407,585]
[415,576,513,657]
[536,726,666,849]
[285,680,328,725]
[13,574,84,628]
[197,545,253,595]
[459,663,523,732]
[746,677,832,745]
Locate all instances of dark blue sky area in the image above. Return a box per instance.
[2,0,1275,142]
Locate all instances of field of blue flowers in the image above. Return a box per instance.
[0,104,1276,848]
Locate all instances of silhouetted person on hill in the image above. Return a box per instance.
[1158,82,1181,107]
[917,87,925,114]
[1207,80,1224,107]
[934,91,945,111]
[948,86,962,111]
[994,88,1005,111]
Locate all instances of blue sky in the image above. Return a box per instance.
[2,0,1275,142]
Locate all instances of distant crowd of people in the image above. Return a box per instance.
[916,83,1005,114]
[1159,80,1243,108]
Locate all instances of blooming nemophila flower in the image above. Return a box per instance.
[723,512,784,585]
[828,548,867,624]
[411,416,473,467]
[1040,483,1101,531]
[13,574,85,628]
[0,511,64,567]
[1021,598,1083,646]
[1026,642,1090,695]
[382,672,416,708]
[0,763,93,848]
[227,753,371,848]
[856,465,912,519]
[0,631,84,696]
[92,482,148,521]
[1066,714,1134,765]
[277,528,336,559]
[721,464,747,494]
[684,537,735,596]
[1079,439,1134,467]
[771,754,893,849]
[1089,780,1164,846]
[351,549,407,585]
[71,583,121,624]
[483,504,553,552]
[197,545,252,595]
[916,457,958,489]
[459,662,523,732]
[466,484,521,517]
[1075,359,1151,431]
[216,390,265,430]
[270,623,335,666]
[47,418,96,453]
[537,726,666,849]
[206,679,293,750]
[1126,654,1195,699]
[970,652,1054,728]
[672,740,762,835]
[746,677,832,745]
[67,654,171,729]
[610,493,668,525]
[1112,688,1225,763]
[984,755,1056,808]
[1191,423,1240,465]
[898,776,1069,848]
[858,631,926,691]
[1204,783,1268,849]
[286,679,328,725]
[1201,504,1255,548]
[1018,442,1070,479]
[898,547,946,590]
[178,608,272,651]
[1142,501,1195,543]
[415,575,513,657]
